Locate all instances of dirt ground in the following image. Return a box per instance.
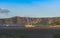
[0,28,60,38]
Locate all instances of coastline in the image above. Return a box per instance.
[0,25,59,30]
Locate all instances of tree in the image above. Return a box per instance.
[51,21,60,25]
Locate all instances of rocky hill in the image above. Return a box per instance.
[0,16,60,26]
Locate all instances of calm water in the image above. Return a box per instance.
[0,25,25,28]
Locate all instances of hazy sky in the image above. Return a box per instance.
[0,0,60,18]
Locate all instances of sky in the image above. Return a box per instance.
[0,0,60,18]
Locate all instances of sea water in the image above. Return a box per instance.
[0,25,25,28]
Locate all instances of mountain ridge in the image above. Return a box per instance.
[0,16,60,26]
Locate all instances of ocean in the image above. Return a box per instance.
[0,25,25,28]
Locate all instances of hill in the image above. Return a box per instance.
[0,16,60,26]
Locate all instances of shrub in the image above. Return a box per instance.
[53,33,60,38]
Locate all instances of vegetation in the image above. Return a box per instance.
[0,34,27,38]
[20,34,27,38]
[35,22,41,25]
[51,21,60,25]
[35,21,48,25]
[53,33,60,38]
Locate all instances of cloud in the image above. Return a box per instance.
[0,8,10,13]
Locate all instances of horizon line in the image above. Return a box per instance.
[0,16,60,19]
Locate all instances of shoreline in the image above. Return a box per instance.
[0,25,60,30]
